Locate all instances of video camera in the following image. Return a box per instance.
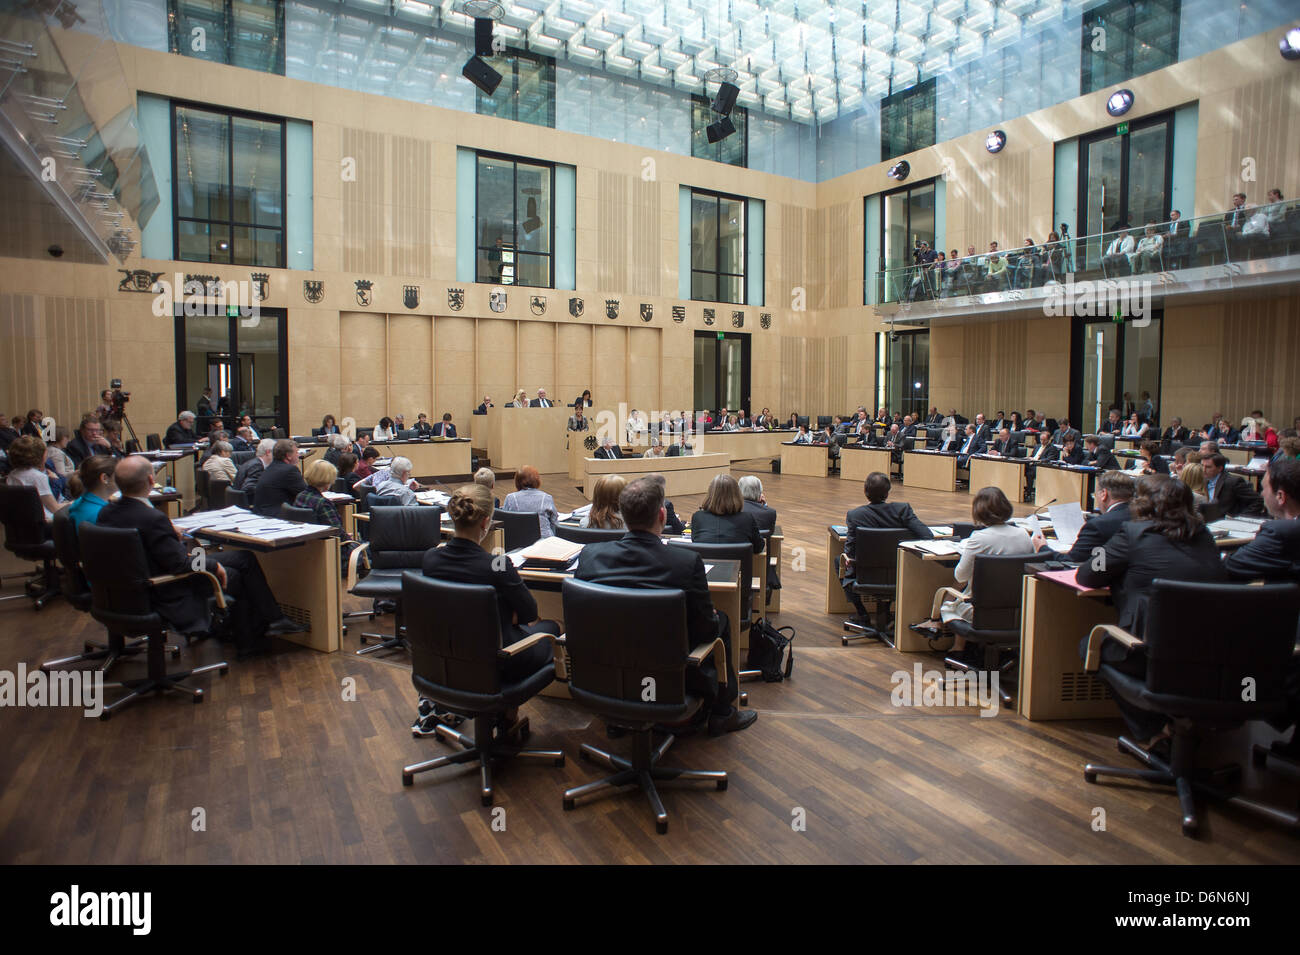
[106,379,130,420]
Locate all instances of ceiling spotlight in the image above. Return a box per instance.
[985,129,1006,153]
[887,160,910,181]
[1105,88,1134,117]
[463,55,502,95]
[706,115,736,144]
[1281,26,1300,60]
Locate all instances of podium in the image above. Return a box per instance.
[485,406,570,474]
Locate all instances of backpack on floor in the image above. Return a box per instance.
[747,620,795,682]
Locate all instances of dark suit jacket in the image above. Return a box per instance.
[1059,445,1085,465]
[1098,419,1124,434]
[742,499,777,536]
[844,501,932,561]
[230,437,251,453]
[421,536,539,642]
[95,497,210,635]
[956,434,986,458]
[1076,521,1227,633]
[1216,427,1241,445]
[1087,448,1121,470]
[1066,500,1131,563]
[164,423,198,447]
[664,501,685,535]
[1224,518,1300,581]
[575,530,717,648]
[595,445,622,459]
[1142,455,1170,475]
[1161,426,1190,446]
[528,398,554,408]
[688,509,764,554]
[66,434,110,467]
[233,456,265,492]
[989,437,1020,457]
[1030,442,1061,464]
[253,460,307,516]
[432,422,457,438]
[474,403,492,415]
[1206,471,1265,519]
[664,443,692,457]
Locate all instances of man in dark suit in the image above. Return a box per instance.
[972,413,991,443]
[1202,453,1265,518]
[432,413,457,438]
[664,432,692,457]
[164,411,199,447]
[1066,470,1134,563]
[955,424,985,469]
[594,437,622,460]
[230,427,253,453]
[924,407,944,427]
[1098,409,1123,434]
[738,475,777,535]
[65,414,112,467]
[1049,418,1079,446]
[1084,436,1120,470]
[234,439,272,494]
[986,427,1020,458]
[1160,417,1190,451]
[196,387,215,434]
[529,389,553,408]
[96,456,302,657]
[842,472,932,621]
[253,439,308,517]
[474,396,493,415]
[1225,459,1300,580]
[574,477,754,735]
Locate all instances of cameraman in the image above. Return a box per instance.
[95,389,115,422]
[67,414,113,467]
[165,410,199,447]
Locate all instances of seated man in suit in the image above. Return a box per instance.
[664,432,692,457]
[955,423,985,469]
[96,456,303,658]
[529,389,554,408]
[1097,409,1124,434]
[1160,416,1190,451]
[164,410,199,447]
[986,427,1020,458]
[567,406,589,431]
[594,437,622,460]
[1066,470,1134,563]
[252,439,308,517]
[842,472,933,624]
[234,438,274,493]
[372,456,419,505]
[574,477,754,735]
[474,396,493,415]
[1049,418,1078,447]
[1083,435,1120,470]
[66,414,113,467]
[432,413,456,438]
[738,475,777,535]
[1201,452,1265,518]
[925,407,944,427]
[230,427,254,453]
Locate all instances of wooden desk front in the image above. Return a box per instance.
[839,446,893,483]
[566,430,598,479]
[968,455,1028,503]
[903,451,957,492]
[485,406,570,473]
[781,443,828,477]
[1019,574,1118,720]
[894,545,957,653]
[1034,465,1093,510]
[582,452,731,499]
[369,439,471,480]
[693,429,791,461]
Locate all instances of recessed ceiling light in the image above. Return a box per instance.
[1106,88,1134,116]
[985,129,1007,153]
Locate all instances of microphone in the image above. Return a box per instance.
[1033,498,1057,514]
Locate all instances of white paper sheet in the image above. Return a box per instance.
[1047,503,1087,549]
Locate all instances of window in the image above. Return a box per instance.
[690,95,747,168]
[878,331,929,418]
[880,78,936,162]
[1081,0,1180,95]
[172,103,285,267]
[476,48,556,128]
[168,0,285,75]
[475,153,554,288]
[874,181,936,304]
[174,308,288,434]
[1077,113,1173,267]
[690,189,747,304]
[694,332,750,413]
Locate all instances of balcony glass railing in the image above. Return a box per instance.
[869,207,1300,305]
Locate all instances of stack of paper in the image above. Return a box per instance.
[1208,518,1262,540]
[911,540,963,557]
[518,537,585,563]
[1047,503,1087,549]
[927,525,954,537]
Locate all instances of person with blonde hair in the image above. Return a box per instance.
[688,473,764,553]
[582,474,626,529]
[1178,461,1209,508]
[292,459,350,539]
[413,482,558,736]
[507,389,529,408]
[202,440,237,481]
[473,466,499,507]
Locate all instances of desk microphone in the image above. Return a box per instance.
[1033,498,1057,514]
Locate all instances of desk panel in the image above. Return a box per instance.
[370,440,471,480]
[221,537,342,653]
[1019,575,1118,720]
[583,452,731,499]
[969,456,1028,503]
[902,452,957,492]
[693,430,790,461]
[486,407,570,473]
[1035,466,1092,510]
[895,547,957,653]
[781,443,829,477]
[839,447,893,483]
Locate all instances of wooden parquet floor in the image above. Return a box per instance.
[2,462,1298,864]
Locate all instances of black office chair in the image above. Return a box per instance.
[348,504,441,655]
[0,484,60,609]
[841,527,912,647]
[400,574,563,805]
[280,503,319,524]
[397,429,418,440]
[560,578,729,834]
[194,469,211,512]
[554,524,626,544]
[146,433,162,451]
[942,553,1039,704]
[40,510,177,673]
[207,477,230,511]
[270,428,286,439]
[225,486,250,508]
[816,415,832,429]
[668,540,757,690]
[494,507,543,551]
[1083,580,1300,836]
[77,524,229,720]
[124,439,141,454]
[231,450,256,467]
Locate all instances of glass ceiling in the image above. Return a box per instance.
[285,0,1114,125]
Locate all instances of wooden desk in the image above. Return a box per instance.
[781,442,829,477]
[370,439,471,480]
[566,430,598,479]
[839,446,893,483]
[894,544,957,653]
[903,451,957,491]
[485,406,570,473]
[968,455,1028,503]
[1019,572,1118,720]
[152,491,183,520]
[825,526,854,614]
[1034,464,1094,509]
[583,452,731,499]
[765,527,783,615]
[693,429,791,462]
[1221,447,1255,466]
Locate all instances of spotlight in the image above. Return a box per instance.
[985,129,1006,153]
[887,160,910,181]
[463,54,502,95]
[1105,88,1134,117]
[1281,26,1300,60]
[47,244,64,258]
[711,81,740,116]
[706,115,736,144]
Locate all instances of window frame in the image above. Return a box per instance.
[690,94,749,168]
[475,46,557,128]
[880,77,937,163]
[167,0,286,76]
[689,187,749,306]
[170,99,288,269]
[473,150,557,290]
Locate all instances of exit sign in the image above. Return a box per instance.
[716,331,725,340]
[1116,122,1129,135]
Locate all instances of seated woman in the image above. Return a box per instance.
[5,436,65,522]
[792,424,812,444]
[1076,476,1227,746]
[1009,412,1025,432]
[1136,440,1169,474]
[65,455,118,530]
[323,433,350,465]
[912,487,1040,663]
[1177,461,1209,510]
[335,453,362,494]
[415,483,558,736]
[785,411,800,430]
[354,446,381,479]
[44,426,76,483]
[582,474,626,529]
[293,460,351,542]
[202,441,237,482]
[319,414,339,435]
[503,465,559,538]
[507,389,529,408]
[372,416,397,441]
[688,474,764,555]
[642,437,666,458]
[1121,413,1150,438]
[474,466,501,508]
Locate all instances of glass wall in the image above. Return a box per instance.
[884,331,930,418]
[1081,0,1181,95]
[168,0,284,75]
[691,95,747,167]
[475,153,554,288]
[173,103,284,267]
[477,48,556,128]
[880,78,936,163]
[1072,315,1163,432]
[176,308,287,433]
[876,181,936,303]
[690,189,747,304]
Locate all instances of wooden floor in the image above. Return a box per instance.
[2,462,1298,864]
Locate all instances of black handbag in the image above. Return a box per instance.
[746,620,794,682]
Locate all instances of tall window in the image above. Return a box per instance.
[879,331,929,418]
[880,78,936,162]
[690,189,746,304]
[476,48,556,128]
[168,0,285,75]
[874,180,936,303]
[1081,0,1180,95]
[690,95,748,168]
[175,308,288,434]
[173,103,285,267]
[475,153,554,288]
[1078,113,1172,266]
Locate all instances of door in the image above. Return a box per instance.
[1071,315,1163,432]
[878,181,936,303]
[1078,114,1172,269]
[176,308,288,434]
[693,331,751,416]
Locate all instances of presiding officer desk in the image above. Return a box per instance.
[301,437,471,481]
[693,428,792,461]
[582,452,731,498]
[485,406,570,474]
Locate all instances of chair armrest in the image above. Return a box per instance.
[345,542,370,592]
[498,631,560,659]
[354,512,370,524]
[686,637,728,686]
[1084,623,1143,672]
[148,570,227,610]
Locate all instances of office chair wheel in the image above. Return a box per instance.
[553,756,565,767]
[1083,768,1097,784]
[219,664,229,676]
[1252,744,1269,767]
[739,691,748,705]
[716,778,728,791]
[481,792,493,808]
[656,819,668,835]
[563,796,575,811]
[402,771,414,787]
[100,710,112,722]
[192,689,204,703]
[841,635,849,646]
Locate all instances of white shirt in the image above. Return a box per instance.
[372,426,396,441]
[7,468,54,519]
[1105,235,1135,256]
[954,524,1036,591]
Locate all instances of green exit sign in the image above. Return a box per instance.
[716,331,725,340]
[226,305,241,317]
[1116,122,1129,135]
